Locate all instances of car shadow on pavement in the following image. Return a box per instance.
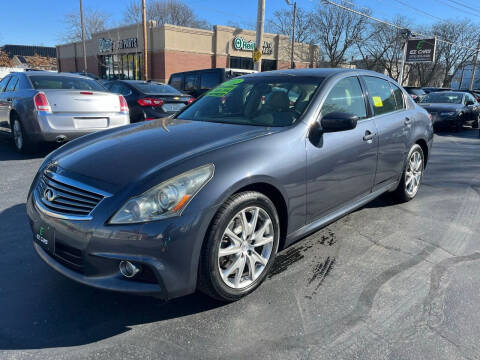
[435,127,480,139]
[0,203,225,351]
[0,132,55,161]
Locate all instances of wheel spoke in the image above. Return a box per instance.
[225,228,242,245]
[219,244,242,257]
[250,207,259,236]
[251,250,268,266]
[233,255,246,287]
[240,210,249,240]
[254,219,271,240]
[406,175,413,186]
[223,255,242,278]
[252,235,273,247]
[246,253,258,281]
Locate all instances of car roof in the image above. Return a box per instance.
[19,71,93,79]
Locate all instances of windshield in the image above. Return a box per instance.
[29,75,105,91]
[177,76,323,127]
[132,82,181,94]
[420,92,463,104]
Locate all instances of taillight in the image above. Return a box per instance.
[34,92,51,113]
[80,91,93,95]
[137,97,164,107]
[119,95,129,113]
[429,113,433,122]
[187,97,195,104]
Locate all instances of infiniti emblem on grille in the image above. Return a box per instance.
[43,188,57,202]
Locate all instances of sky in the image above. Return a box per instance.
[1,0,480,47]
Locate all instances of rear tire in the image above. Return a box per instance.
[392,144,424,203]
[11,117,36,154]
[198,191,280,302]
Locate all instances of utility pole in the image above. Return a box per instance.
[398,29,410,86]
[142,0,148,80]
[286,0,297,69]
[80,0,87,72]
[469,38,480,91]
[459,66,465,89]
[254,0,265,72]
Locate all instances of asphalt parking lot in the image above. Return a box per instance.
[1,128,480,360]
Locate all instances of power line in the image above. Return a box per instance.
[391,0,445,22]
[444,0,480,13]
[321,0,479,52]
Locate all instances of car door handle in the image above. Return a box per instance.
[6,98,12,102]
[363,130,376,141]
[404,117,412,125]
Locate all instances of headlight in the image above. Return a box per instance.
[440,111,456,116]
[109,164,214,224]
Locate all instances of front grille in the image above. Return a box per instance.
[35,172,104,218]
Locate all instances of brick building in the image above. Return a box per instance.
[56,22,319,83]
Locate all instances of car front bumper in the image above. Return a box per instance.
[26,190,216,299]
[34,112,130,142]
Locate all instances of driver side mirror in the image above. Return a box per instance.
[320,112,359,132]
[309,112,359,147]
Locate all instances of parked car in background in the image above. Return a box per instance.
[27,68,433,301]
[422,87,452,94]
[419,91,480,131]
[168,68,257,98]
[454,89,480,102]
[0,71,130,153]
[104,80,194,122]
[403,86,426,102]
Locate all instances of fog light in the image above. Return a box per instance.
[119,260,141,278]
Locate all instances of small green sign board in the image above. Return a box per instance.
[206,79,244,97]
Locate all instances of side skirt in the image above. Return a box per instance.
[285,182,397,247]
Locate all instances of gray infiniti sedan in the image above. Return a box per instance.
[0,71,130,153]
[27,69,433,301]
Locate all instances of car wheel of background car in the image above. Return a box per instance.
[11,117,35,154]
[392,144,424,203]
[198,191,280,301]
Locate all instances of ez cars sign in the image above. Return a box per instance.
[406,38,436,63]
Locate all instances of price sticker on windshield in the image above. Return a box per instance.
[206,78,244,97]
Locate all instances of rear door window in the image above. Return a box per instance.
[185,74,199,91]
[169,74,183,90]
[5,76,18,92]
[0,76,11,92]
[391,83,405,110]
[363,76,397,116]
[320,76,367,119]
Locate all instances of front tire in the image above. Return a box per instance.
[392,144,424,203]
[198,191,280,302]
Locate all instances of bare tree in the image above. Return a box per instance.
[267,7,315,43]
[312,2,370,67]
[0,50,13,67]
[123,0,209,29]
[62,8,111,42]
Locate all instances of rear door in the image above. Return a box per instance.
[306,76,378,222]
[361,76,410,189]
[0,76,12,125]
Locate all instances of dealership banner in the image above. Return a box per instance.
[405,38,436,63]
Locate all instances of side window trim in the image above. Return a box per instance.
[389,82,406,111]
[0,76,12,92]
[358,75,374,119]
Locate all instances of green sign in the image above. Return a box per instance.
[206,79,244,97]
[233,37,256,51]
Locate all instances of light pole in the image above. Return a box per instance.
[254,0,265,72]
[398,29,411,86]
[142,0,148,80]
[285,0,297,69]
[80,0,87,72]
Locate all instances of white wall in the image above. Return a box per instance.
[0,67,24,79]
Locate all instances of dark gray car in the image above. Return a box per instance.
[26,69,433,301]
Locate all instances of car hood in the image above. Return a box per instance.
[419,103,463,112]
[52,118,278,187]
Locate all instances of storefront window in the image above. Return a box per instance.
[229,56,277,72]
[98,53,143,80]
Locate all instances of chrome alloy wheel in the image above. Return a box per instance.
[405,150,423,197]
[13,120,23,150]
[218,206,274,289]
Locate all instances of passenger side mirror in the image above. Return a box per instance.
[320,112,359,133]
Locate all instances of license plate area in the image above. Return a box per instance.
[33,222,55,253]
[73,117,109,129]
[162,103,185,112]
